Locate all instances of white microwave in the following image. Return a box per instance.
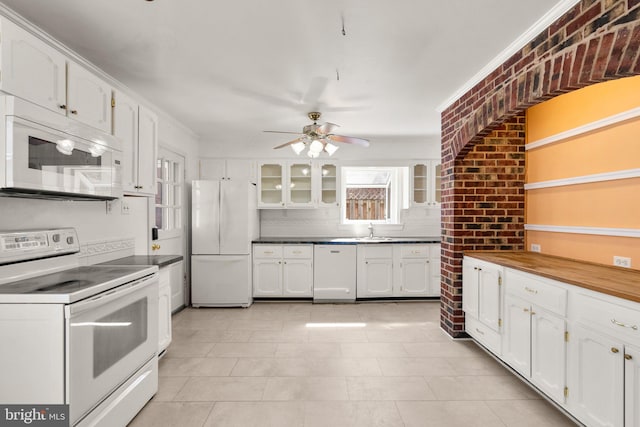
[0,96,123,200]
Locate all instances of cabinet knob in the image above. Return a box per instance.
[70,109,78,115]
[625,354,633,360]
[611,347,620,354]
[523,308,529,313]
[59,104,67,110]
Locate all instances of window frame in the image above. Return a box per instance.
[340,166,403,225]
[154,148,185,240]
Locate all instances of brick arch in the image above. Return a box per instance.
[439,0,640,337]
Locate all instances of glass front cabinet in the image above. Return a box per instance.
[258,163,285,207]
[317,162,339,207]
[411,161,441,207]
[287,162,314,208]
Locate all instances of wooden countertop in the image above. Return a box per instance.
[465,251,640,303]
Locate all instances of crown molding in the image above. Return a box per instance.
[436,0,581,112]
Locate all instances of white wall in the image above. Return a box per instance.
[198,135,442,239]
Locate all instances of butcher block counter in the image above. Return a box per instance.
[465,251,640,303]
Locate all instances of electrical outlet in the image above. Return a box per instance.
[530,243,541,253]
[121,199,130,215]
[613,256,631,268]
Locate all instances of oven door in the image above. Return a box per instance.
[65,273,158,425]
[5,116,122,199]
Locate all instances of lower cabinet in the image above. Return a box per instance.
[253,245,313,297]
[357,244,441,298]
[158,268,172,355]
[168,260,184,312]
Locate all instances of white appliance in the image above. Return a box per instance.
[0,96,123,200]
[313,244,357,302]
[0,228,158,427]
[191,180,259,307]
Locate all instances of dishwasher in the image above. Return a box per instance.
[313,244,357,302]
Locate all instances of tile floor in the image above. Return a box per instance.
[129,301,578,427]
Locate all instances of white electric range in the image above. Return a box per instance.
[0,228,159,427]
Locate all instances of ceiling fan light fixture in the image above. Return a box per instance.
[309,139,324,153]
[307,150,320,159]
[324,142,339,156]
[291,141,306,155]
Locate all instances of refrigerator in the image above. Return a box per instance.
[191,180,259,307]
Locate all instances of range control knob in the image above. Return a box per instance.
[52,234,60,243]
[66,236,75,245]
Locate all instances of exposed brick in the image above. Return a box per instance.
[566,3,603,36]
[580,38,601,82]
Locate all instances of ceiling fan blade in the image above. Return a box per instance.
[264,130,304,135]
[316,122,340,134]
[273,137,304,149]
[327,134,370,147]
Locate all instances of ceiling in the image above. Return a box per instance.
[0,0,564,149]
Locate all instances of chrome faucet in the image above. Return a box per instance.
[368,222,374,238]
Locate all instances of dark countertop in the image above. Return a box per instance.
[98,255,183,268]
[466,251,640,303]
[253,237,441,244]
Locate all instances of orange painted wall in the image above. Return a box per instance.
[525,76,640,270]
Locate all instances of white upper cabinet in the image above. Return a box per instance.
[0,17,66,113]
[258,162,285,208]
[137,106,158,196]
[0,17,113,133]
[411,161,441,207]
[317,162,340,207]
[113,89,139,191]
[199,158,256,182]
[66,61,112,132]
[287,162,314,208]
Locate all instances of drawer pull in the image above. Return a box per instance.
[611,319,638,330]
[625,354,633,361]
[611,347,620,354]
[330,250,340,254]
[524,287,538,294]
[475,328,485,335]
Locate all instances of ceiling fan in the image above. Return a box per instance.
[265,112,370,158]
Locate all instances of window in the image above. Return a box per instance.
[155,148,184,238]
[341,167,406,224]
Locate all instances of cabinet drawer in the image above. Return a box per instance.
[574,292,640,345]
[400,245,429,258]
[359,245,393,258]
[506,269,567,316]
[466,315,501,356]
[283,245,313,259]
[253,245,283,258]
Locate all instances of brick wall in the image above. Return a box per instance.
[440,0,640,337]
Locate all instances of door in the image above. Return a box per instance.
[252,259,282,297]
[258,163,285,207]
[462,259,479,318]
[0,17,66,114]
[158,270,172,353]
[503,294,531,377]
[625,344,640,427]
[287,162,314,207]
[358,258,393,297]
[137,106,158,195]
[318,162,339,206]
[67,62,112,132]
[220,180,251,254]
[531,308,566,403]
[478,266,501,331]
[568,323,624,427]
[398,258,429,296]
[429,246,441,296]
[191,180,220,255]
[113,90,139,192]
[283,259,313,297]
[168,261,184,312]
[191,255,251,306]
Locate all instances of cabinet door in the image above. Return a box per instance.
[358,258,393,297]
[158,275,172,353]
[503,294,531,377]
[531,308,566,404]
[253,259,282,296]
[429,252,441,296]
[411,163,429,206]
[113,90,139,192]
[169,261,184,312]
[429,162,442,206]
[283,259,313,297]
[199,158,225,180]
[478,266,501,331]
[398,258,429,296]
[287,162,314,207]
[318,162,339,207]
[462,259,479,318]
[568,323,624,427]
[226,159,256,182]
[67,62,112,132]
[625,344,640,427]
[137,106,158,195]
[258,163,285,207]
[0,17,66,114]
